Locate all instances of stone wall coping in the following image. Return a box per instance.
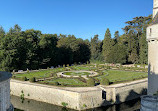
[11,79,101,93]
[0,71,12,82]
[102,78,147,89]
[141,95,158,102]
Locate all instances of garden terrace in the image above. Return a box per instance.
[12,64,148,87]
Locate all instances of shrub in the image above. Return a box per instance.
[21,77,27,81]
[95,78,100,83]
[61,102,68,107]
[12,75,16,79]
[27,69,30,73]
[54,82,59,86]
[61,83,67,86]
[83,104,87,108]
[106,66,111,69]
[100,78,109,85]
[87,78,95,86]
[29,77,36,82]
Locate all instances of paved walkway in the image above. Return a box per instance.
[56,70,98,80]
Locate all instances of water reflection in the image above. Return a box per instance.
[11,96,140,111]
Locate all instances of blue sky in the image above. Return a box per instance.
[0,0,153,40]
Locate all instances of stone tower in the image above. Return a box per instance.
[147,0,158,95]
[153,0,158,17]
[0,72,13,111]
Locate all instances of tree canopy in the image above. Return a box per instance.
[0,15,152,71]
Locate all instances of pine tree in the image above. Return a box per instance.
[139,27,148,64]
[127,30,139,64]
[114,31,119,44]
[102,28,114,62]
[90,35,102,60]
[107,44,127,64]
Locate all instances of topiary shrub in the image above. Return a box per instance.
[87,78,95,86]
[86,75,89,78]
[106,66,111,69]
[79,75,82,78]
[21,77,27,81]
[100,78,109,85]
[29,77,36,82]
[54,82,59,86]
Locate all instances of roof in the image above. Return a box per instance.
[150,12,158,25]
[0,71,12,82]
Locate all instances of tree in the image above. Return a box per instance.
[57,35,90,65]
[24,29,41,69]
[114,31,119,44]
[123,15,152,64]
[127,30,139,64]
[0,25,26,71]
[90,35,102,61]
[102,28,114,62]
[0,26,5,42]
[139,27,148,64]
[107,44,127,64]
[39,34,58,67]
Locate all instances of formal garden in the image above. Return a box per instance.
[12,64,148,87]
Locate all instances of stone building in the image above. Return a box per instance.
[0,71,13,111]
[147,0,158,95]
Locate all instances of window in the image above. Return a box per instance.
[150,28,152,36]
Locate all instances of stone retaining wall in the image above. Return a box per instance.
[10,80,102,110]
[10,79,148,110]
[101,78,148,104]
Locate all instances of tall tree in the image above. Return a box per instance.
[107,44,127,64]
[24,29,41,69]
[90,35,102,60]
[39,34,58,67]
[139,27,148,64]
[102,28,114,62]
[127,30,139,64]
[114,31,119,44]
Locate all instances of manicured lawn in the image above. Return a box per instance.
[64,72,90,76]
[13,65,148,86]
[42,78,86,86]
[14,68,64,79]
[70,66,95,71]
[96,70,148,83]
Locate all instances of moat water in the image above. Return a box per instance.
[12,96,140,111]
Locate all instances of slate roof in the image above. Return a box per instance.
[0,71,12,82]
[150,12,158,25]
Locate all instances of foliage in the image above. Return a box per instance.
[29,77,36,82]
[0,15,152,71]
[102,28,114,62]
[54,82,59,86]
[100,78,109,85]
[21,76,27,81]
[61,102,68,107]
[106,43,127,64]
[90,35,103,61]
[87,78,95,86]
[83,104,87,108]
